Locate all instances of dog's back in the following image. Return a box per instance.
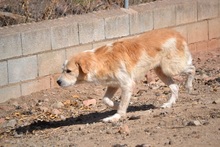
[91,29,192,81]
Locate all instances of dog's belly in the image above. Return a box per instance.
[132,55,159,81]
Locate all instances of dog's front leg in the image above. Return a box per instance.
[103,87,119,110]
[102,83,134,123]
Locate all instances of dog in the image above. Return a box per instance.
[57,29,195,123]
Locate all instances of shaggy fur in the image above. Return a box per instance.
[57,29,195,122]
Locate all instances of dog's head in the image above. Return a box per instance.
[57,59,79,87]
[57,54,93,87]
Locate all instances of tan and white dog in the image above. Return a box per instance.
[57,29,195,123]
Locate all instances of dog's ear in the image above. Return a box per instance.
[76,59,91,74]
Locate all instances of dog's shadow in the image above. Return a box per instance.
[15,104,156,134]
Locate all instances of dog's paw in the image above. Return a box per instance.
[102,113,121,123]
[161,102,172,108]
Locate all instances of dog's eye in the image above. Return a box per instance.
[66,69,72,73]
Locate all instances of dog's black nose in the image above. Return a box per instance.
[57,80,62,86]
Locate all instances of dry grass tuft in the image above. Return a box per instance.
[0,0,159,27]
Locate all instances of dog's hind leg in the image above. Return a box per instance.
[103,87,119,109]
[183,65,195,94]
[154,67,179,108]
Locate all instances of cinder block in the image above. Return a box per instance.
[128,4,153,35]
[189,41,208,55]
[78,14,105,44]
[173,25,188,42]
[95,9,129,39]
[198,0,219,20]
[187,21,208,44]
[21,76,50,96]
[21,28,51,55]
[208,39,220,50]
[38,50,65,76]
[196,41,208,51]
[0,84,21,103]
[51,22,79,50]
[0,33,22,60]
[8,56,38,83]
[66,44,93,59]
[176,0,197,25]
[209,18,220,39]
[188,43,197,53]
[154,3,176,29]
[0,61,8,86]
[105,15,129,39]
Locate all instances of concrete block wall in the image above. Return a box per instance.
[0,0,220,103]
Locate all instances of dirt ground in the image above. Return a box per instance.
[0,48,220,147]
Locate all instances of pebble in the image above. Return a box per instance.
[52,101,64,108]
[39,106,49,112]
[63,100,71,106]
[36,102,42,106]
[164,139,172,145]
[118,124,130,135]
[106,130,112,134]
[13,132,23,138]
[187,120,201,126]
[52,109,61,115]
[0,118,6,124]
[212,99,220,104]
[44,98,49,102]
[83,98,96,107]
[60,115,66,121]
[6,119,17,128]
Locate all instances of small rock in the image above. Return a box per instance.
[0,118,6,124]
[164,139,172,145]
[118,124,130,135]
[155,92,161,97]
[44,98,49,102]
[7,119,17,128]
[52,109,61,115]
[63,100,71,106]
[192,101,198,106]
[72,94,80,99]
[60,115,66,121]
[52,102,64,108]
[83,99,96,107]
[106,130,112,134]
[39,106,49,112]
[36,102,42,106]
[200,120,209,125]
[212,99,220,104]
[13,132,23,138]
[187,120,201,126]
